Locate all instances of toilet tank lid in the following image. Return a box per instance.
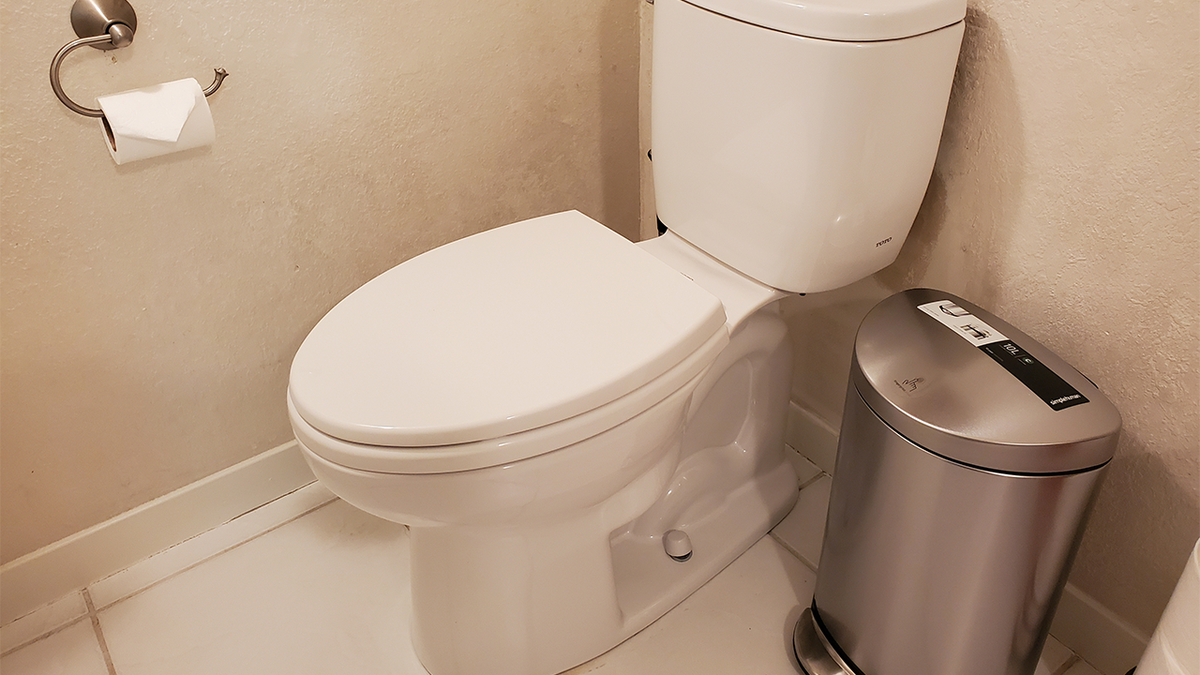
[681,0,966,41]
[288,211,727,448]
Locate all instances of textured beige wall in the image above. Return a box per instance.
[0,0,639,564]
[783,0,1199,636]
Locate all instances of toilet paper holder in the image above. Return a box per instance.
[50,0,228,118]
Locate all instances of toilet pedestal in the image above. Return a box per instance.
[395,311,799,675]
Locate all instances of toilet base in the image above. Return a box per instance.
[610,456,798,637]
[408,455,799,675]
[300,308,800,675]
[606,308,799,655]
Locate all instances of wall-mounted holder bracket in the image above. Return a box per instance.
[50,0,228,118]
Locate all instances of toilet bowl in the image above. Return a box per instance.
[288,210,799,675]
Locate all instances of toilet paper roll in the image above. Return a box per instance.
[96,78,216,165]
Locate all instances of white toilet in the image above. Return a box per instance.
[287,0,966,671]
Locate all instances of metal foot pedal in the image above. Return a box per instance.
[793,606,858,675]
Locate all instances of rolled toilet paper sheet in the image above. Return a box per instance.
[96,78,215,165]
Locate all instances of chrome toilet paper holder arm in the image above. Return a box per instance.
[50,0,228,118]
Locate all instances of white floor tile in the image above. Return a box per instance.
[1035,656,1058,675]
[1037,636,1076,675]
[98,499,426,675]
[1063,659,1104,675]
[770,474,832,569]
[565,536,816,674]
[0,620,108,675]
[0,591,87,654]
[89,481,335,609]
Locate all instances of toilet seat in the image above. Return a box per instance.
[288,211,729,472]
[288,328,726,473]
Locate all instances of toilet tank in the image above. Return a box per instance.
[650,0,966,293]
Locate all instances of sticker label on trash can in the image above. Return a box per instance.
[918,300,1008,346]
[918,301,1089,411]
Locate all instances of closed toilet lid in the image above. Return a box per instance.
[289,211,727,448]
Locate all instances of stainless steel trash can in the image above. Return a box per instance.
[794,289,1121,675]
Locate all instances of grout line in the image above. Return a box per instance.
[0,615,90,658]
[768,531,818,573]
[797,472,829,491]
[766,472,830,573]
[92,496,337,613]
[1052,655,1080,675]
[222,480,318,526]
[83,589,117,675]
[1,489,335,661]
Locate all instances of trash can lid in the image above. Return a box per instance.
[851,289,1121,474]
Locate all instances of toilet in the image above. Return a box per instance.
[287,0,966,672]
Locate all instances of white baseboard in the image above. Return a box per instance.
[1050,582,1149,675]
[785,401,839,475]
[0,441,315,626]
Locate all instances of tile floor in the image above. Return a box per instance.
[2,455,1102,675]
